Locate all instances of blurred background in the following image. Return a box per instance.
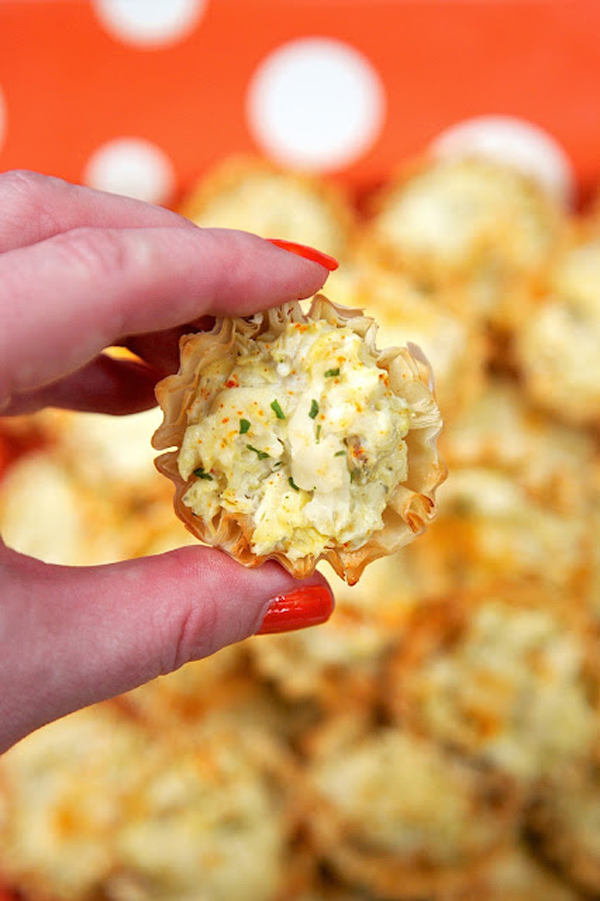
[0,2,598,900]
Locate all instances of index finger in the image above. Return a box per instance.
[0,226,331,409]
[0,170,196,252]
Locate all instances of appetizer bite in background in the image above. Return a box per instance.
[516,226,600,428]
[301,713,518,900]
[363,156,565,334]
[0,702,299,901]
[179,156,357,265]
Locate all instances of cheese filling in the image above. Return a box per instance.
[177,319,412,560]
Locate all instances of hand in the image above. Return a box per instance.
[0,171,335,753]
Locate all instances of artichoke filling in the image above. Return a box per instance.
[178,319,412,560]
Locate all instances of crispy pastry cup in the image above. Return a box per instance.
[152,296,446,584]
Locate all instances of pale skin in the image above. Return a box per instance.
[0,171,333,754]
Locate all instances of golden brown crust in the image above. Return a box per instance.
[153,296,445,584]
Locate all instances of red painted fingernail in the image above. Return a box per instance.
[257,585,334,635]
[266,238,339,271]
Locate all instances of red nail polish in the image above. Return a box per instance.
[257,585,334,635]
[266,238,339,271]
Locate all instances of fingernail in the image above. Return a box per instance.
[257,585,334,635]
[266,238,339,271]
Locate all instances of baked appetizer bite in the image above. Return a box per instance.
[292,884,373,901]
[526,748,600,897]
[325,258,486,424]
[387,582,598,786]
[516,229,600,427]
[437,377,596,492]
[153,296,445,584]
[405,464,591,596]
[0,448,127,566]
[117,643,252,732]
[0,408,198,566]
[406,378,597,597]
[301,717,518,900]
[179,156,356,263]
[249,554,420,709]
[46,407,165,496]
[459,839,581,901]
[365,155,564,330]
[0,702,297,901]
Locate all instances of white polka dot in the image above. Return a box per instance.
[92,0,207,48]
[0,86,7,154]
[83,138,175,205]
[431,115,575,208]
[246,38,386,172]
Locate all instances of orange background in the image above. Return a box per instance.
[0,0,599,200]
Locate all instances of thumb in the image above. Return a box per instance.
[0,542,333,752]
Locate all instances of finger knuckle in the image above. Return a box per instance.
[169,595,220,673]
[0,170,63,237]
[0,169,47,200]
[52,227,133,283]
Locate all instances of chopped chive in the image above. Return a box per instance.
[350,469,357,483]
[325,367,340,378]
[270,399,285,420]
[239,418,251,434]
[334,450,346,457]
[246,444,269,460]
[316,424,322,443]
[194,467,213,480]
[309,399,319,419]
[288,476,300,492]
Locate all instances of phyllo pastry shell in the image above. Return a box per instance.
[153,296,445,584]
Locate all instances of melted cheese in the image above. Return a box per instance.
[178,319,411,560]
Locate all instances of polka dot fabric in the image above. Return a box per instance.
[0,0,598,205]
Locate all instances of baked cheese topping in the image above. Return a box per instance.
[373,157,557,271]
[188,173,346,260]
[178,318,412,560]
[405,599,595,778]
[312,729,503,863]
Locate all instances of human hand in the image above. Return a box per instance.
[0,171,335,753]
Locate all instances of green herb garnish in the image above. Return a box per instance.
[325,367,340,378]
[239,418,251,434]
[270,399,285,420]
[334,450,346,457]
[246,444,269,460]
[288,476,300,492]
[316,424,322,443]
[194,467,213,480]
[309,399,319,419]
